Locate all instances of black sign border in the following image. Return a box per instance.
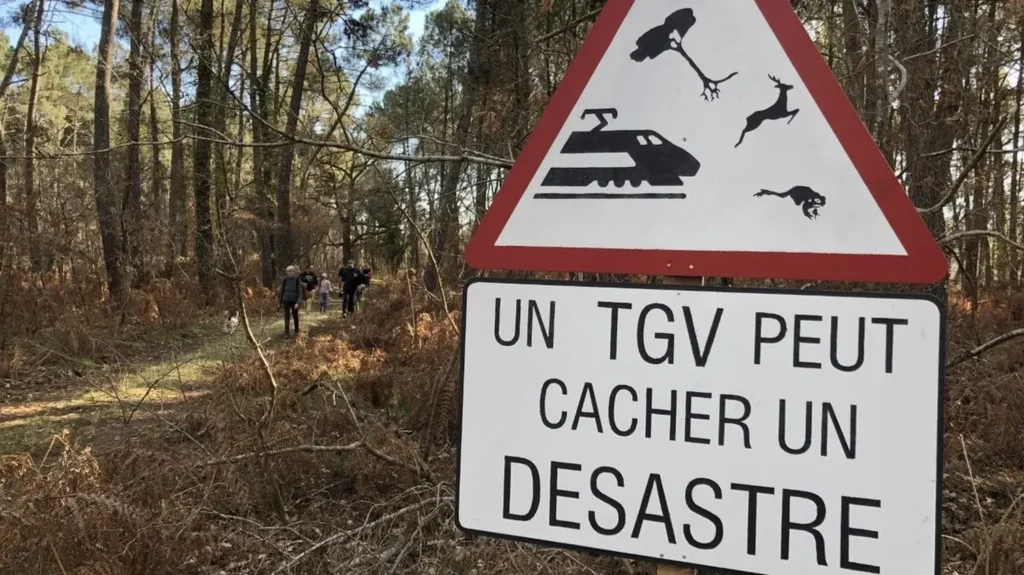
[454,277,946,575]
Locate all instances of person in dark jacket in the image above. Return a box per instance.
[299,266,318,312]
[338,260,362,317]
[280,265,304,336]
[355,267,372,308]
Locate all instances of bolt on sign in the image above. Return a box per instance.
[456,279,944,575]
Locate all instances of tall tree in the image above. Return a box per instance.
[166,0,187,269]
[249,0,274,286]
[426,0,489,290]
[123,0,145,284]
[274,0,319,269]
[192,0,216,295]
[212,0,245,240]
[24,0,44,266]
[148,0,166,254]
[0,3,33,207]
[93,0,124,301]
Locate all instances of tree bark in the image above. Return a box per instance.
[193,0,217,297]
[167,0,187,271]
[213,0,245,244]
[274,0,319,270]
[93,0,125,302]
[123,0,144,285]
[425,0,490,291]
[24,0,44,268]
[249,0,274,287]
[0,5,31,207]
[1011,21,1024,286]
[149,1,166,268]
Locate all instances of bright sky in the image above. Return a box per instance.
[4,0,442,53]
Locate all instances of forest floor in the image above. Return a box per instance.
[0,309,335,457]
[0,281,1023,575]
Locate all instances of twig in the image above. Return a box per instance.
[960,434,985,525]
[49,542,68,575]
[948,327,1024,367]
[941,533,977,555]
[271,496,452,574]
[362,441,429,480]
[387,495,447,574]
[918,116,1007,214]
[155,412,212,456]
[199,442,363,466]
[330,378,363,435]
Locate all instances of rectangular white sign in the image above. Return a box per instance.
[456,279,943,575]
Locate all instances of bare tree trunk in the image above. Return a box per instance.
[93,0,125,302]
[193,0,216,297]
[213,0,245,245]
[1011,22,1024,287]
[167,0,187,272]
[24,0,44,268]
[274,0,319,270]
[149,1,166,270]
[249,0,273,287]
[426,0,490,291]
[506,0,532,152]
[123,0,144,286]
[840,0,865,113]
[0,6,30,208]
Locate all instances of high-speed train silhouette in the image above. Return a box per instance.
[541,108,701,188]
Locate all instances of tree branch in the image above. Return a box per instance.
[199,442,363,466]
[182,127,513,168]
[948,327,1024,368]
[937,230,1024,252]
[534,7,603,44]
[918,116,1007,214]
[271,496,453,574]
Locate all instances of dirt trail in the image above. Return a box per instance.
[0,308,337,455]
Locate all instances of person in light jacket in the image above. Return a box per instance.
[279,265,304,337]
[317,273,333,313]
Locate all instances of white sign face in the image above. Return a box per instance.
[457,279,943,575]
[493,0,904,255]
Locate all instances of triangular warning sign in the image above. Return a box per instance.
[466,0,947,284]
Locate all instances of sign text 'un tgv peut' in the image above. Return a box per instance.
[456,279,944,575]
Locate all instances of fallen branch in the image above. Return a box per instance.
[362,441,430,479]
[198,440,429,477]
[387,500,448,574]
[271,496,453,574]
[199,441,363,466]
[948,327,1024,368]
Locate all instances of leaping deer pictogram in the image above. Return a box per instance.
[735,75,800,148]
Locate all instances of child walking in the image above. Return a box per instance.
[317,273,332,313]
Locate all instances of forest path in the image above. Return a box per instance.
[0,304,341,455]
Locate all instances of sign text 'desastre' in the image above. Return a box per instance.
[456,279,943,575]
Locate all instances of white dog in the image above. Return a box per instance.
[223,310,239,334]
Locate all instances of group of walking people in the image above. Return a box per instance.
[278,260,373,337]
